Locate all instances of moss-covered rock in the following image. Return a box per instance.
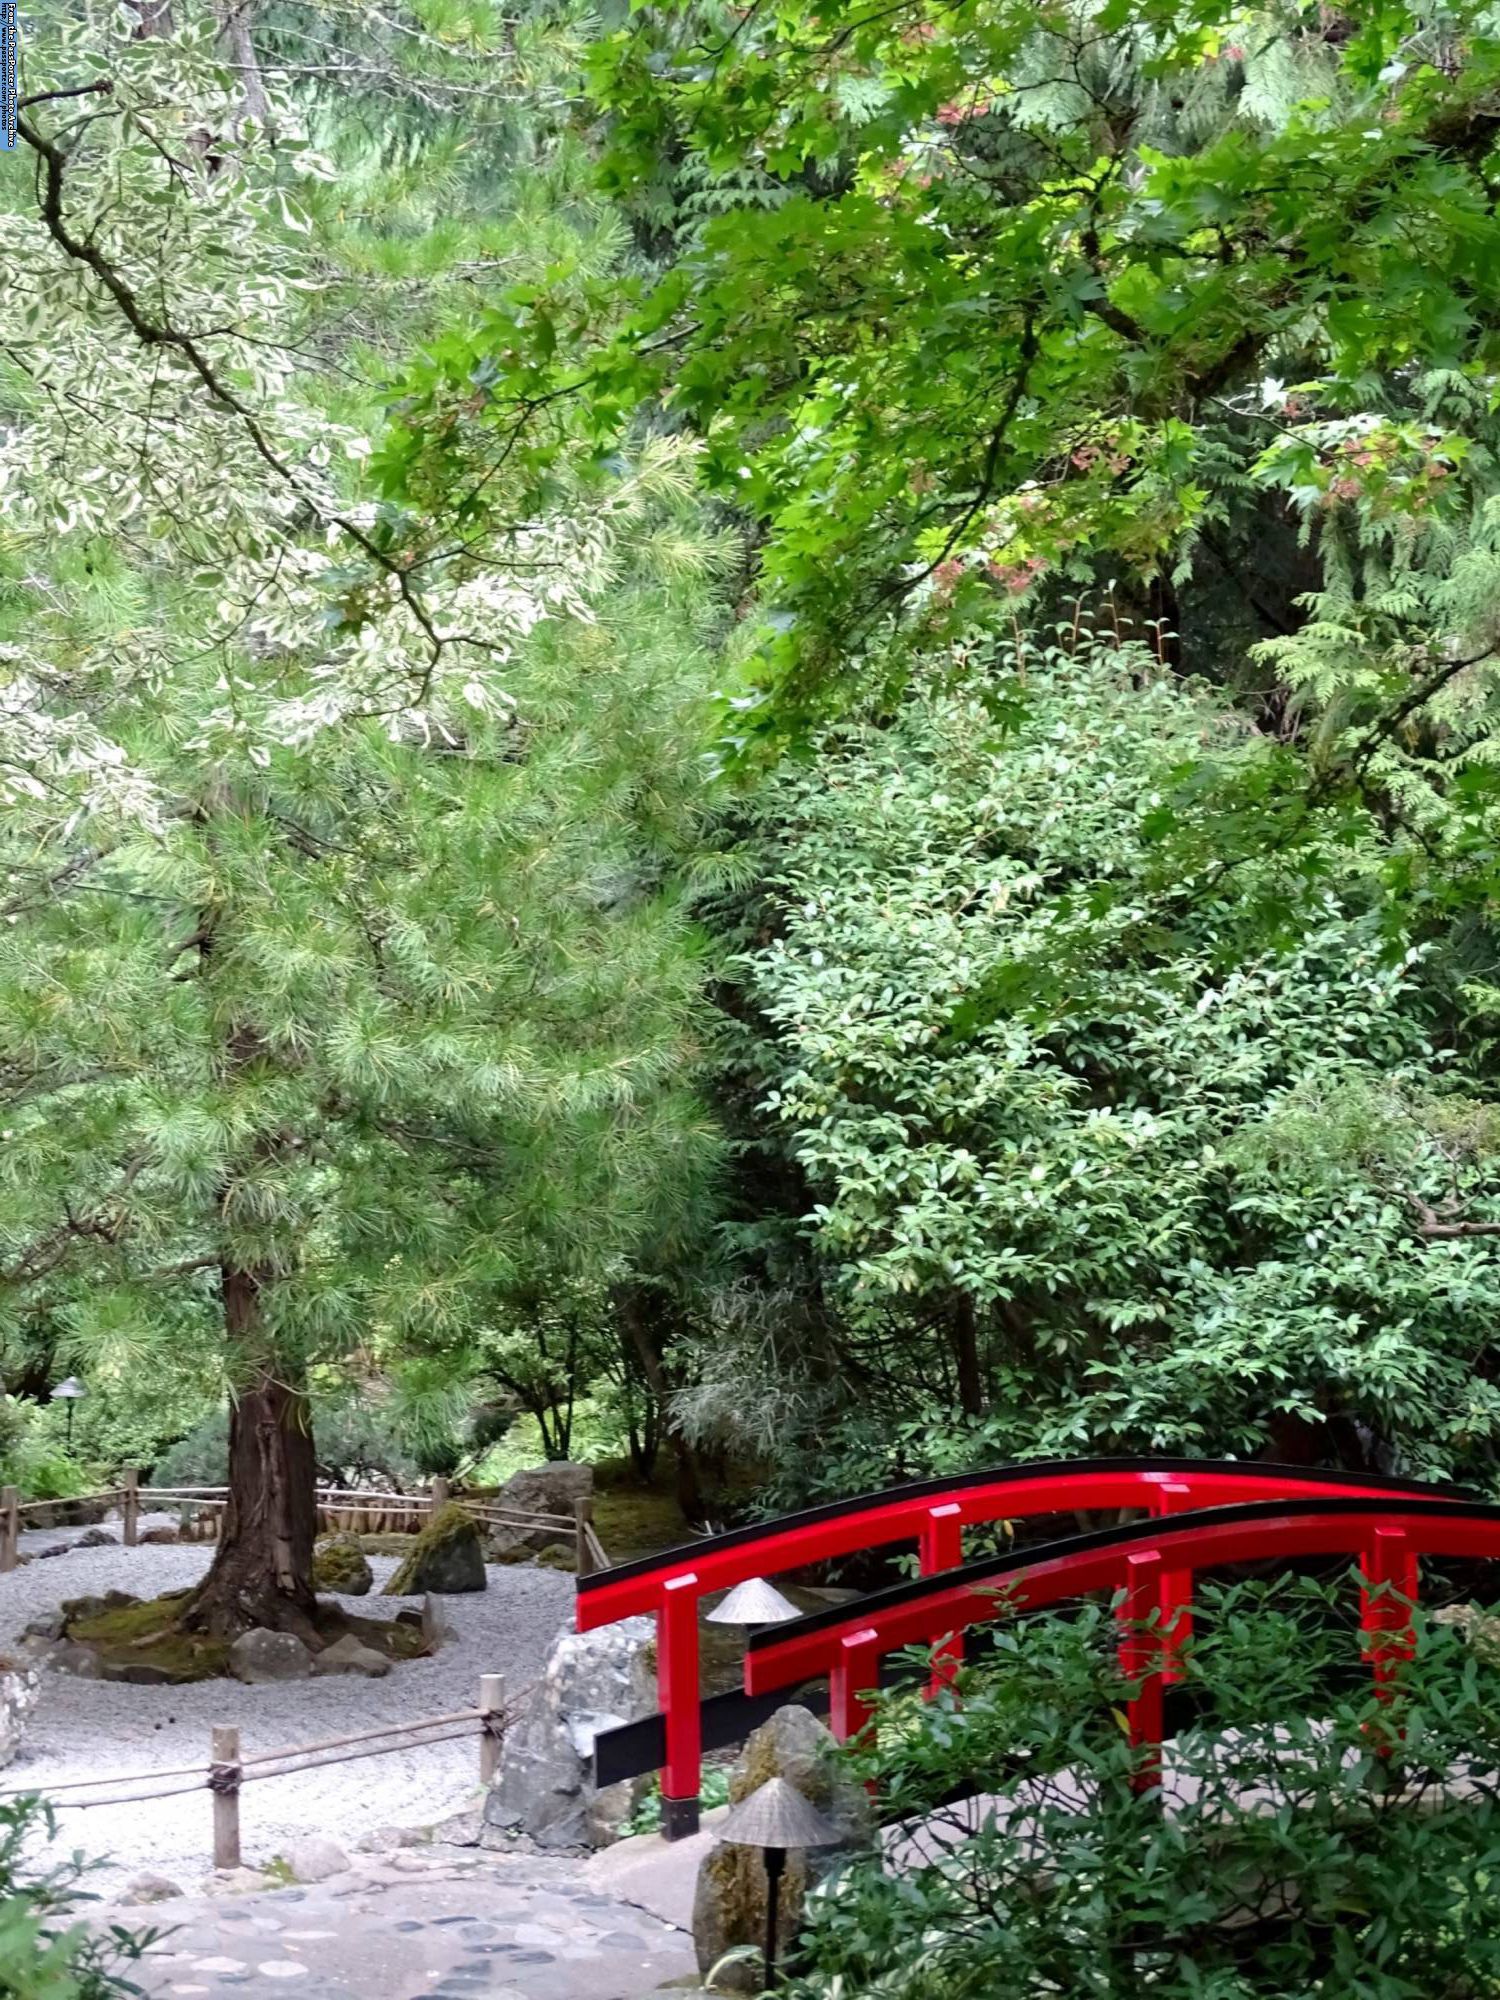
[313,1532,373,1596]
[534,1541,576,1573]
[383,1503,486,1596]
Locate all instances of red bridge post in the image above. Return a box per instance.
[1153,1480,1194,1681]
[920,1502,965,1696]
[1119,1550,1165,1795]
[1361,1524,1417,1695]
[659,1572,702,1839]
[830,1626,881,1744]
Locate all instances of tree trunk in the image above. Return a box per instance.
[180,1264,319,1640]
[949,1293,985,1418]
[613,1280,704,1519]
[215,0,273,134]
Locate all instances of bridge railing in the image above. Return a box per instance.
[744,1494,1500,1792]
[575,1458,1457,1836]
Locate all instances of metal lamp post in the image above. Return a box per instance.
[714,1776,842,1988]
[50,1377,85,1449]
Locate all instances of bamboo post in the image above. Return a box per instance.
[431,1477,450,1514]
[478,1674,505,1786]
[0,1488,16,1574]
[211,1725,242,1870]
[574,1496,597,1579]
[121,1468,139,1548]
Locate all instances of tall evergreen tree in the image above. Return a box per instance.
[2,1,723,1633]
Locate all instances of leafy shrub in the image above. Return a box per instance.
[785,1577,1500,2000]
[0,1795,152,1999]
[622,1766,731,1838]
[0,1399,90,1501]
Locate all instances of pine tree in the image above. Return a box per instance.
[2,1,723,1634]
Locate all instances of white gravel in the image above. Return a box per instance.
[0,1520,574,1895]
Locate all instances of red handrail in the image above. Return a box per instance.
[574,1459,1461,1832]
[743,1495,1500,1784]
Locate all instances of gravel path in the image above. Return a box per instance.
[0,1523,574,1896]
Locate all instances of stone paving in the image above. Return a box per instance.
[101,1848,699,2000]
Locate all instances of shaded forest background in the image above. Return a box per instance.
[10,0,1500,1622]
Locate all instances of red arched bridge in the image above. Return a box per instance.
[575,1458,1494,1838]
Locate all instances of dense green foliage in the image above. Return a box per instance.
[10,0,1500,1598]
[706,629,1500,1496]
[784,1579,1500,1998]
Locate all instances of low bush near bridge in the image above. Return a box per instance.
[784,1578,1500,1999]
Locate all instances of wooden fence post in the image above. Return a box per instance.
[479,1674,505,1786]
[0,1488,16,1574]
[211,1724,242,1870]
[431,1477,450,1515]
[574,1497,597,1579]
[121,1468,139,1548]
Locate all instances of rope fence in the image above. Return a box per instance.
[0,1474,606,1575]
[0,1674,526,1867]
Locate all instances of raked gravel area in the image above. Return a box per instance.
[0,1518,575,1896]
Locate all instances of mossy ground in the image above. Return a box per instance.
[63,1589,428,1682]
[68,1591,228,1682]
[591,1460,694,1560]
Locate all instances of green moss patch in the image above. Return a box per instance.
[68,1591,228,1683]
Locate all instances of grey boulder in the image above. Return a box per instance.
[282,1836,350,1884]
[483,1615,655,1850]
[311,1633,390,1678]
[228,1628,314,1684]
[124,1873,184,1905]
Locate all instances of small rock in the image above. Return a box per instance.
[312,1533,373,1596]
[282,1836,350,1884]
[43,1640,103,1679]
[421,1594,459,1648]
[228,1628,314,1684]
[206,1867,271,1898]
[311,1634,390,1679]
[139,1525,179,1544]
[99,1659,179,1685]
[22,1612,65,1642]
[124,1872,183,1905]
[429,1809,482,1848]
[355,1824,431,1853]
[74,1528,118,1548]
[35,1544,69,1560]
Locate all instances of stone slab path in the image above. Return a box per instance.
[99,1849,698,2000]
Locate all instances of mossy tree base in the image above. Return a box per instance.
[61,1591,428,1684]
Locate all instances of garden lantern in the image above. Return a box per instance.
[50,1377,85,1449]
[713,1775,841,1987]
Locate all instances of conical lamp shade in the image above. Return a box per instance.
[706,1577,801,1626]
[715,1777,843,1851]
